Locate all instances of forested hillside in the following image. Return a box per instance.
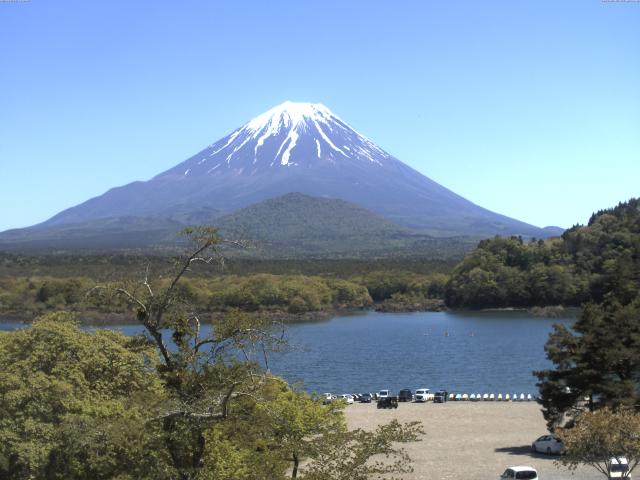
[445,199,640,308]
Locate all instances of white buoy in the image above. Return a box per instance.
[483,393,489,401]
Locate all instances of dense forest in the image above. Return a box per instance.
[0,253,455,279]
[445,199,640,308]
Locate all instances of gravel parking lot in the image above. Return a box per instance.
[343,401,601,480]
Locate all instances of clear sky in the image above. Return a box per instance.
[1,0,638,232]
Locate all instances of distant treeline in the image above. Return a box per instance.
[0,253,455,279]
[445,199,640,308]
[0,270,449,319]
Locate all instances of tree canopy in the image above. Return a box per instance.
[446,198,640,308]
[0,312,168,479]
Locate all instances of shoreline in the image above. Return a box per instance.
[0,302,578,326]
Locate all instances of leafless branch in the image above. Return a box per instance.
[115,288,148,313]
[143,263,154,298]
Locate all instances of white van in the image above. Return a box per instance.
[415,388,430,402]
[378,389,390,400]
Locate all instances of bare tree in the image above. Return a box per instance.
[99,226,285,480]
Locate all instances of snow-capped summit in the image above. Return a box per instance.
[158,101,388,176]
[38,101,559,239]
[244,101,337,133]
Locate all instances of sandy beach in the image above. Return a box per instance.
[344,401,601,480]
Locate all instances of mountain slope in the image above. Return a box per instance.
[216,192,406,242]
[0,216,184,251]
[214,193,476,257]
[0,193,478,258]
[35,101,560,239]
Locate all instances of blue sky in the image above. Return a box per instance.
[1,0,638,232]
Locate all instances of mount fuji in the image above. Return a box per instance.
[1,101,562,252]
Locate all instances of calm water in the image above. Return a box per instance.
[0,310,575,396]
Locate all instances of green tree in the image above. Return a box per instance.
[535,299,640,429]
[258,381,346,478]
[0,312,168,480]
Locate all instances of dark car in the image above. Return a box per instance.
[377,396,398,409]
[359,393,372,403]
[398,388,413,402]
[434,390,448,403]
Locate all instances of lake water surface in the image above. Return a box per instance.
[0,310,575,396]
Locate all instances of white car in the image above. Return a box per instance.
[415,388,430,402]
[532,434,564,455]
[322,393,336,405]
[378,389,390,400]
[339,394,354,404]
[609,457,631,479]
[499,466,538,479]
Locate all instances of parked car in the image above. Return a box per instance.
[415,388,430,402]
[532,434,564,455]
[378,389,390,400]
[608,457,631,479]
[322,393,336,405]
[377,396,398,409]
[398,388,413,402]
[359,393,373,403]
[499,466,538,479]
[434,390,448,403]
[339,394,354,404]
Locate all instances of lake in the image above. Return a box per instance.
[0,310,575,396]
